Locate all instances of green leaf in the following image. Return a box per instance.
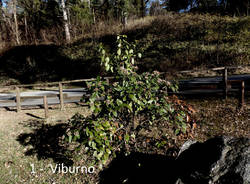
[138,53,142,58]
[128,102,133,111]
[129,94,137,101]
[97,151,103,160]
[148,99,154,104]
[105,57,110,62]
[112,111,118,117]
[106,64,110,71]
[182,123,187,132]
[175,129,180,135]
[68,135,72,143]
[116,99,123,106]
[128,94,134,99]
[90,105,95,112]
[124,134,130,143]
[86,127,89,136]
[123,96,126,101]
[117,48,121,56]
[92,142,97,149]
[130,133,136,139]
[131,57,135,65]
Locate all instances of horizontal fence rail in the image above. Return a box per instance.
[0,66,249,118]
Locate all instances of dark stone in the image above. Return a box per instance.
[99,136,249,184]
[176,137,250,184]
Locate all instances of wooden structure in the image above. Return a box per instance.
[174,66,248,108]
[15,86,21,112]
[59,82,64,110]
[0,66,249,118]
[1,78,98,118]
[43,96,48,119]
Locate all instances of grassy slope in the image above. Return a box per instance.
[0,13,249,85]
[62,13,250,74]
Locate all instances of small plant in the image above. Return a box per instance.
[155,140,167,148]
[66,35,189,167]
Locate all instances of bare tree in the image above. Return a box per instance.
[82,0,91,9]
[0,0,3,21]
[140,0,150,17]
[61,0,71,43]
[0,0,3,48]
[13,0,20,45]
[81,0,95,24]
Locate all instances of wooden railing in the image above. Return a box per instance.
[1,77,113,118]
[0,66,249,118]
[168,66,248,109]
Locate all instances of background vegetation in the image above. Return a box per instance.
[0,11,249,84]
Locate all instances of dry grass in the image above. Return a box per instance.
[75,16,155,41]
[0,104,99,184]
[186,97,250,141]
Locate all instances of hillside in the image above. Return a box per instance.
[0,13,249,85]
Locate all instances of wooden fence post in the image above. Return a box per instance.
[59,82,64,110]
[15,86,21,112]
[43,96,49,119]
[223,67,228,99]
[240,81,245,109]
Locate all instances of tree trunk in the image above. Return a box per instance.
[86,0,91,10]
[61,0,70,43]
[92,7,96,24]
[24,14,28,41]
[247,1,249,16]
[140,0,149,17]
[85,0,94,23]
[140,0,145,17]
[13,0,20,45]
[0,0,3,49]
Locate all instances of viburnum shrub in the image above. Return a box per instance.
[66,35,189,167]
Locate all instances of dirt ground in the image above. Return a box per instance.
[0,97,249,184]
[0,103,88,125]
[186,97,250,140]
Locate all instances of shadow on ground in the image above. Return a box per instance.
[15,119,238,184]
[99,137,224,184]
[99,152,177,184]
[16,120,73,165]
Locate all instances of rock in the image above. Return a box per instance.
[177,139,197,157]
[175,136,250,184]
